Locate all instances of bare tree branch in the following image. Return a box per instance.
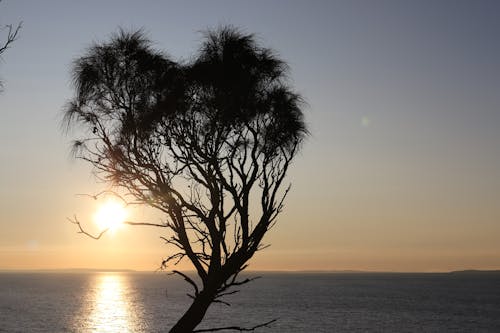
[123,221,167,228]
[0,2,22,91]
[193,319,278,332]
[67,215,109,240]
[171,270,199,296]
[0,22,21,55]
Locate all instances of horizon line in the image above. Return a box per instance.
[1,268,499,274]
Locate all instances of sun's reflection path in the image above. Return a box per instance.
[88,274,141,332]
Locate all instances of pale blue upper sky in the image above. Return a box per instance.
[1,0,499,271]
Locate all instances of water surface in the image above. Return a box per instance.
[1,272,499,332]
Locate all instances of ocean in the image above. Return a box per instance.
[0,271,499,332]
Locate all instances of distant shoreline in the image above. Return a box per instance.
[0,268,138,273]
[1,268,499,274]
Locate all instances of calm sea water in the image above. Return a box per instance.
[0,271,499,332]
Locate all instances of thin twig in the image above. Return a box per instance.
[193,319,277,332]
[67,215,109,240]
[0,22,22,55]
[171,270,200,296]
[123,221,167,228]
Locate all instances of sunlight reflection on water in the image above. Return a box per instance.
[86,274,143,332]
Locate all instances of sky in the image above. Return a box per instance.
[0,0,499,272]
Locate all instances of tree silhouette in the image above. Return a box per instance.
[0,0,21,91]
[65,27,306,332]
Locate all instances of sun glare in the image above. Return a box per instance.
[94,200,127,231]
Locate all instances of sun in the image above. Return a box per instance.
[94,199,127,231]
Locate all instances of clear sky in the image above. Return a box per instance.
[1,0,499,272]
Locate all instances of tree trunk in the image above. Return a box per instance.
[169,289,215,333]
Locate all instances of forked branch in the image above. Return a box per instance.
[68,215,109,240]
[0,22,21,55]
[171,270,200,296]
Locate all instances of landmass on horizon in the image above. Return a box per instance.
[1,268,499,274]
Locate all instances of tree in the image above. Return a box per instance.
[65,27,306,332]
[0,0,21,90]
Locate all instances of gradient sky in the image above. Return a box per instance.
[1,0,499,272]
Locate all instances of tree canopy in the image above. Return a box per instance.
[65,26,306,332]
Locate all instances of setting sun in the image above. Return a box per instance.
[94,200,127,231]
